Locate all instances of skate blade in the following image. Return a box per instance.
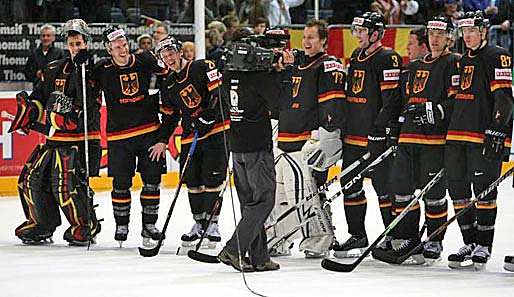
[423,257,442,266]
[473,262,487,271]
[333,247,368,259]
[401,254,425,265]
[201,240,217,249]
[448,259,474,270]
[504,262,514,272]
[118,241,124,248]
[142,237,159,248]
[22,237,54,245]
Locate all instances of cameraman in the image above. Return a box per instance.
[216,28,288,272]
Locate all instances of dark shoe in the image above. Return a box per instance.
[254,259,280,272]
[217,248,255,272]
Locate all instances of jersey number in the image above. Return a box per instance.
[500,55,512,68]
[292,76,302,98]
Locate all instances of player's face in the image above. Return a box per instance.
[303,26,325,56]
[67,35,86,60]
[407,34,423,60]
[40,28,55,47]
[109,38,130,62]
[461,26,482,49]
[160,48,182,71]
[253,23,266,35]
[352,26,370,49]
[428,29,447,53]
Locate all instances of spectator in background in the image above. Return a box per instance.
[486,0,513,51]
[371,0,401,24]
[238,0,267,25]
[153,23,169,45]
[462,0,490,11]
[401,0,424,24]
[208,20,228,36]
[221,15,240,45]
[253,16,268,35]
[182,41,196,61]
[267,0,304,27]
[407,27,429,60]
[24,24,65,85]
[206,29,225,67]
[443,0,464,26]
[136,34,154,53]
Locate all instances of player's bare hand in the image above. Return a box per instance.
[148,142,167,162]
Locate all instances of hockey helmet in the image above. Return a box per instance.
[427,16,455,35]
[102,27,127,45]
[155,36,183,58]
[62,19,91,42]
[351,12,385,38]
[457,11,488,30]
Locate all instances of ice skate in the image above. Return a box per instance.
[205,222,221,249]
[141,224,163,248]
[115,225,128,248]
[333,235,368,258]
[504,256,514,272]
[448,243,475,270]
[181,222,204,247]
[471,244,490,271]
[423,241,443,265]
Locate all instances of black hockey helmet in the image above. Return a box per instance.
[351,12,385,39]
[62,19,91,42]
[155,36,183,58]
[457,10,488,30]
[427,16,455,35]
[102,27,127,46]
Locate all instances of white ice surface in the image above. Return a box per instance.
[1,180,514,297]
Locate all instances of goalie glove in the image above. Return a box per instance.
[302,127,342,171]
[403,102,444,126]
[46,91,78,130]
[8,91,43,134]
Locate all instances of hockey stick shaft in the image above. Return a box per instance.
[396,164,514,264]
[139,132,199,257]
[321,168,445,272]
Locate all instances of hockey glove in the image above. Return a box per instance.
[482,123,509,160]
[302,127,342,171]
[386,121,402,148]
[404,102,444,126]
[73,49,90,66]
[8,91,43,134]
[192,110,215,137]
[367,128,387,158]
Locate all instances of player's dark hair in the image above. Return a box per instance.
[410,28,428,48]
[306,19,328,44]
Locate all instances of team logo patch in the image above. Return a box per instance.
[55,79,66,92]
[323,61,344,72]
[412,70,430,94]
[451,75,460,87]
[460,66,474,90]
[383,69,400,81]
[351,70,365,94]
[292,76,302,98]
[207,69,220,82]
[495,68,512,81]
[179,84,202,108]
[119,73,140,96]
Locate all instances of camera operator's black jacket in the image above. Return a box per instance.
[223,69,285,153]
[277,52,346,152]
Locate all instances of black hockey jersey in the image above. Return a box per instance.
[93,50,166,142]
[223,69,285,153]
[446,44,513,148]
[159,59,228,145]
[277,52,346,152]
[344,46,402,147]
[398,52,460,146]
[30,58,101,145]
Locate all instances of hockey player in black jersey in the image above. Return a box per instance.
[93,27,167,247]
[332,12,403,258]
[270,19,345,258]
[372,16,460,265]
[445,11,513,270]
[10,19,102,246]
[154,37,228,249]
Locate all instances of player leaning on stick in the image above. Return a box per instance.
[10,19,102,246]
[445,11,513,270]
[332,12,403,258]
[154,36,229,249]
[93,27,167,247]
[372,16,460,265]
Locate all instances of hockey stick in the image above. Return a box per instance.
[186,180,227,263]
[321,168,445,272]
[139,131,199,257]
[393,165,514,265]
[265,147,393,235]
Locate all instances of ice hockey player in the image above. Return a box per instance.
[154,36,229,250]
[445,11,513,270]
[332,12,402,258]
[10,19,102,246]
[269,19,345,258]
[371,16,460,265]
[93,27,167,247]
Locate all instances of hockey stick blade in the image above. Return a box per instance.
[188,250,220,263]
[138,244,161,257]
[393,165,514,265]
[321,168,445,272]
